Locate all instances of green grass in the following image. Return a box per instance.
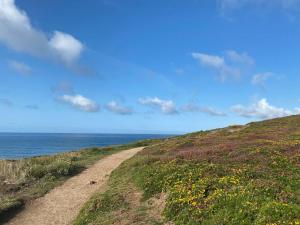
[0,138,160,223]
[73,153,166,225]
[75,115,300,225]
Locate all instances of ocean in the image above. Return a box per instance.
[0,133,172,159]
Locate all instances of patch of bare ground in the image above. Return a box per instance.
[5,147,143,225]
[146,193,175,225]
[110,189,169,225]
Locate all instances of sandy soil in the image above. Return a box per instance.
[6,147,144,225]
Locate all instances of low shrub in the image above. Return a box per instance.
[0,197,23,215]
[26,159,82,179]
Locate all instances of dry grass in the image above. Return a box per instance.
[0,160,27,184]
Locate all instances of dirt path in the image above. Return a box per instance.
[6,147,144,225]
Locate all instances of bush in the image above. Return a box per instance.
[132,154,300,225]
[26,164,47,178]
[46,160,81,177]
[256,202,300,225]
[0,197,23,215]
[26,159,82,179]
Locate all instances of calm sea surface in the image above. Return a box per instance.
[0,133,172,159]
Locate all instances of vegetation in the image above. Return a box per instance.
[0,139,160,223]
[75,115,300,225]
[73,154,167,225]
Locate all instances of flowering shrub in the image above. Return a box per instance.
[132,115,300,224]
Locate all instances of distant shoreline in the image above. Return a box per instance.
[0,133,173,159]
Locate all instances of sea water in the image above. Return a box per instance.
[0,133,171,159]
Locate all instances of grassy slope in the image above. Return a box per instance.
[0,139,159,224]
[75,115,300,225]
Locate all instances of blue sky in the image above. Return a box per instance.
[0,0,300,134]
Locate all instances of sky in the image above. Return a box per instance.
[0,0,300,134]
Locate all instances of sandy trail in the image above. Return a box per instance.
[6,147,144,225]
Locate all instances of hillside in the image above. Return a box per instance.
[75,115,300,225]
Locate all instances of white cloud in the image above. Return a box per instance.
[139,97,178,115]
[8,60,32,75]
[226,50,254,65]
[252,72,273,87]
[60,94,99,112]
[295,108,300,114]
[105,101,133,115]
[182,103,201,113]
[231,98,300,119]
[198,107,227,117]
[49,31,84,65]
[218,0,300,14]
[182,103,226,117]
[0,0,84,66]
[191,53,225,68]
[191,51,251,81]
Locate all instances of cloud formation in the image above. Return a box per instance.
[226,50,254,65]
[232,98,300,119]
[192,53,225,68]
[182,103,226,117]
[0,0,84,67]
[8,60,32,75]
[60,94,100,112]
[139,97,178,115]
[49,31,84,65]
[192,50,253,81]
[105,101,133,115]
[252,72,273,87]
